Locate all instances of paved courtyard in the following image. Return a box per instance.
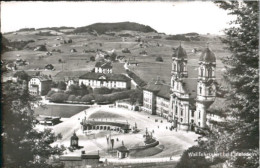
[52,106,199,159]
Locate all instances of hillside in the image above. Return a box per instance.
[74,22,157,34]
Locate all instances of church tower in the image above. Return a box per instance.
[171,44,188,82]
[195,46,217,128]
[170,44,189,126]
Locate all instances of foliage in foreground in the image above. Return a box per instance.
[2,81,65,168]
[177,2,259,168]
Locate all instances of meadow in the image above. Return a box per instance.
[34,104,88,118]
[3,29,229,85]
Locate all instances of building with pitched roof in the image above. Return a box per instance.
[94,62,112,74]
[116,142,129,159]
[79,72,130,89]
[28,75,52,95]
[142,78,170,118]
[142,44,217,131]
[60,151,101,168]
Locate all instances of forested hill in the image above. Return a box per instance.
[73,22,157,34]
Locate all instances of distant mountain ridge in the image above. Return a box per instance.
[73,22,157,34]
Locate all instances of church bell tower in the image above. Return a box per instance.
[195,46,217,128]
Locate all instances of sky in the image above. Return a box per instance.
[1,1,235,35]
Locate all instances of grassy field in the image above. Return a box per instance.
[34,105,89,118]
[3,30,229,84]
[88,110,125,120]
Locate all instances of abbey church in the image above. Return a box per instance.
[142,44,217,131]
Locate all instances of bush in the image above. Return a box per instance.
[94,94,108,103]
[50,93,68,103]
[46,90,56,98]
[155,56,163,62]
[93,87,112,95]
[81,94,94,102]
[75,96,82,102]
[67,95,76,101]
[92,90,135,103]
[90,56,95,61]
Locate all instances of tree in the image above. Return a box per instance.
[200,2,259,168]
[129,89,143,105]
[155,56,163,62]
[2,82,65,167]
[176,146,211,168]
[110,52,117,62]
[57,81,67,90]
[67,38,72,43]
[80,83,93,96]
[90,56,95,61]
[68,84,80,95]
[13,70,29,82]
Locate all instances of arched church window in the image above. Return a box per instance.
[199,87,202,94]
[209,87,213,95]
[181,109,183,116]
[175,106,178,115]
[174,64,177,71]
[180,63,184,72]
[200,68,204,77]
[208,68,212,78]
[198,111,201,119]
[191,111,195,117]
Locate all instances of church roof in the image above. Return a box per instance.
[157,85,171,100]
[144,79,171,100]
[79,72,130,82]
[199,48,216,63]
[182,78,197,98]
[172,45,187,59]
[95,62,112,69]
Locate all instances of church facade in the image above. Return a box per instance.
[170,45,217,130]
[142,44,217,131]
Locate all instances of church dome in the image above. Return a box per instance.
[172,45,187,59]
[199,48,216,63]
